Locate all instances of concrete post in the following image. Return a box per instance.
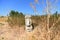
[25,15,33,32]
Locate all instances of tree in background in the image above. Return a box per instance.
[8,10,25,27]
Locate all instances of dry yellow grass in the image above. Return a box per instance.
[0,22,60,40]
[0,17,8,23]
[0,16,60,40]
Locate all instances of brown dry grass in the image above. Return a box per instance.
[0,16,60,40]
[0,17,8,22]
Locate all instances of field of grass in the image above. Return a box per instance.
[0,14,60,40]
[0,17,8,23]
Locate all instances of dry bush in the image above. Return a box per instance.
[27,14,60,40]
[7,10,25,27]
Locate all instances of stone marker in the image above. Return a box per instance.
[25,15,33,32]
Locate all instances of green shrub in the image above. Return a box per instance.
[7,10,25,27]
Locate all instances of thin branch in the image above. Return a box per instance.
[34,0,39,4]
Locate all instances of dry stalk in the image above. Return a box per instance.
[50,17,60,30]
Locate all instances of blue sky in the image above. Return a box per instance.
[0,0,60,16]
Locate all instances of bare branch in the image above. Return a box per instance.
[30,3,37,15]
[34,0,39,4]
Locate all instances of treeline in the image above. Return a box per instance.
[7,10,60,27]
[8,10,25,27]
